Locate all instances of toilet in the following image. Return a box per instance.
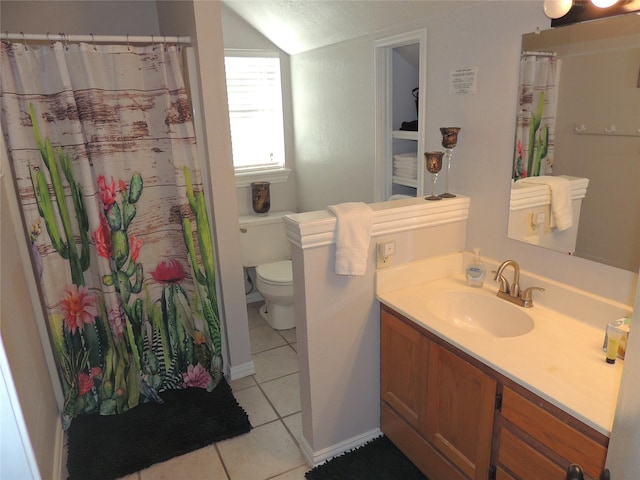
[238,212,295,330]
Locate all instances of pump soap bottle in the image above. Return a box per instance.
[466,248,486,288]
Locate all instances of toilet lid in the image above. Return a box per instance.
[256,260,292,285]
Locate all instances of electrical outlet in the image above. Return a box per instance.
[527,211,545,235]
[377,241,395,269]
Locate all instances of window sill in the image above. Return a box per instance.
[235,168,291,188]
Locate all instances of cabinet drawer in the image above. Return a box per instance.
[501,386,606,478]
[498,426,567,479]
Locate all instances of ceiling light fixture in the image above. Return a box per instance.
[543,0,574,18]
[590,0,618,7]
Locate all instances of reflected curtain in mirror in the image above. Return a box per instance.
[513,52,557,180]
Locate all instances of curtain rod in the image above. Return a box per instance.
[2,32,191,45]
[521,51,556,57]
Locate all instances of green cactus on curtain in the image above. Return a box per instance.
[527,92,549,177]
[182,166,222,389]
[29,104,90,287]
[28,104,103,401]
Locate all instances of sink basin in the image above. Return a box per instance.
[425,290,534,338]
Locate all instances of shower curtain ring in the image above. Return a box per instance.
[91,33,97,51]
[151,35,156,50]
[127,34,131,51]
[21,32,28,51]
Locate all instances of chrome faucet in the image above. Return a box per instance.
[493,259,544,308]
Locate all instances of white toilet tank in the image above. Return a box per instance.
[238,212,294,267]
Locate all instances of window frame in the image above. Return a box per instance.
[224,49,290,187]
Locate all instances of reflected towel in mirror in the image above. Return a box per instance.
[517,176,573,231]
[327,202,373,276]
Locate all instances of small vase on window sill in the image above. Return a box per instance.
[251,181,271,214]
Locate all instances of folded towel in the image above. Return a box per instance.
[327,202,373,276]
[518,176,573,231]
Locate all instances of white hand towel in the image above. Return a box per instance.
[518,176,573,231]
[327,202,373,276]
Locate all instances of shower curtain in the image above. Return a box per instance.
[513,52,558,180]
[1,40,223,427]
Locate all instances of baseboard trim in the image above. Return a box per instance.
[300,427,383,467]
[229,360,256,381]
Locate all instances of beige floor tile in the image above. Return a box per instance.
[277,328,297,345]
[282,412,303,445]
[139,444,227,480]
[253,345,299,383]
[217,421,305,480]
[230,375,256,392]
[261,373,300,417]
[250,324,287,354]
[234,385,279,427]
[269,464,309,480]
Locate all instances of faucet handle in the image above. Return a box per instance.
[521,286,545,308]
[492,270,510,293]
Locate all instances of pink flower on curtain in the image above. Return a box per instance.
[182,363,211,389]
[107,307,125,339]
[118,179,127,194]
[77,367,103,396]
[129,234,143,262]
[60,284,98,334]
[151,258,185,284]
[97,175,117,207]
[93,215,112,258]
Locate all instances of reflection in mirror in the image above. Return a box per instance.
[508,14,640,272]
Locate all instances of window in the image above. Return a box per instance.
[224,52,287,184]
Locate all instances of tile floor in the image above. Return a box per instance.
[72,302,309,480]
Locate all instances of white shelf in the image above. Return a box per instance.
[392,130,419,141]
[392,176,418,188]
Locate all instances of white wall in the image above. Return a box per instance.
[1,156,62,478]
[288,1,637,306]
[292,35,377,211]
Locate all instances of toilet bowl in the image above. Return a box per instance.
[238,212,296,330]
[256,260,294,330]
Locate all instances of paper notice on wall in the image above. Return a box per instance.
[449,67,479,95]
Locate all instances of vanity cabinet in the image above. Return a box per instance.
[380,304,609,480]
[495,385,608,480]
[381,306,495,480]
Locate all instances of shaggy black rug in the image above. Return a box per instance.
[305,435,428,480]
[66,378,251,480]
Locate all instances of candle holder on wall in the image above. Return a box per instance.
[251,181,271,214]
[439,127,461,198]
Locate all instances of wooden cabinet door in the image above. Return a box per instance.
[380,308,429,430]
[424,342,497,480]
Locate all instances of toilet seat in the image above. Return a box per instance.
[256,260,292,286]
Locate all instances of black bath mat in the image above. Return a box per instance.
[66,378,251,480]
[305,435,428,480]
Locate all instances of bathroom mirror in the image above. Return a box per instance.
[508,14,640,272]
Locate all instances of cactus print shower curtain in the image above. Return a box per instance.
[513,52,557,181]
[1,41,223,427]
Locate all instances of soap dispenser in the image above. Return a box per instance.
[466,248,486,288]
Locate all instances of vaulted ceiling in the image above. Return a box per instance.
[221,0,477,55]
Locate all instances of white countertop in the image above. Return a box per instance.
[376,253,629,436]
